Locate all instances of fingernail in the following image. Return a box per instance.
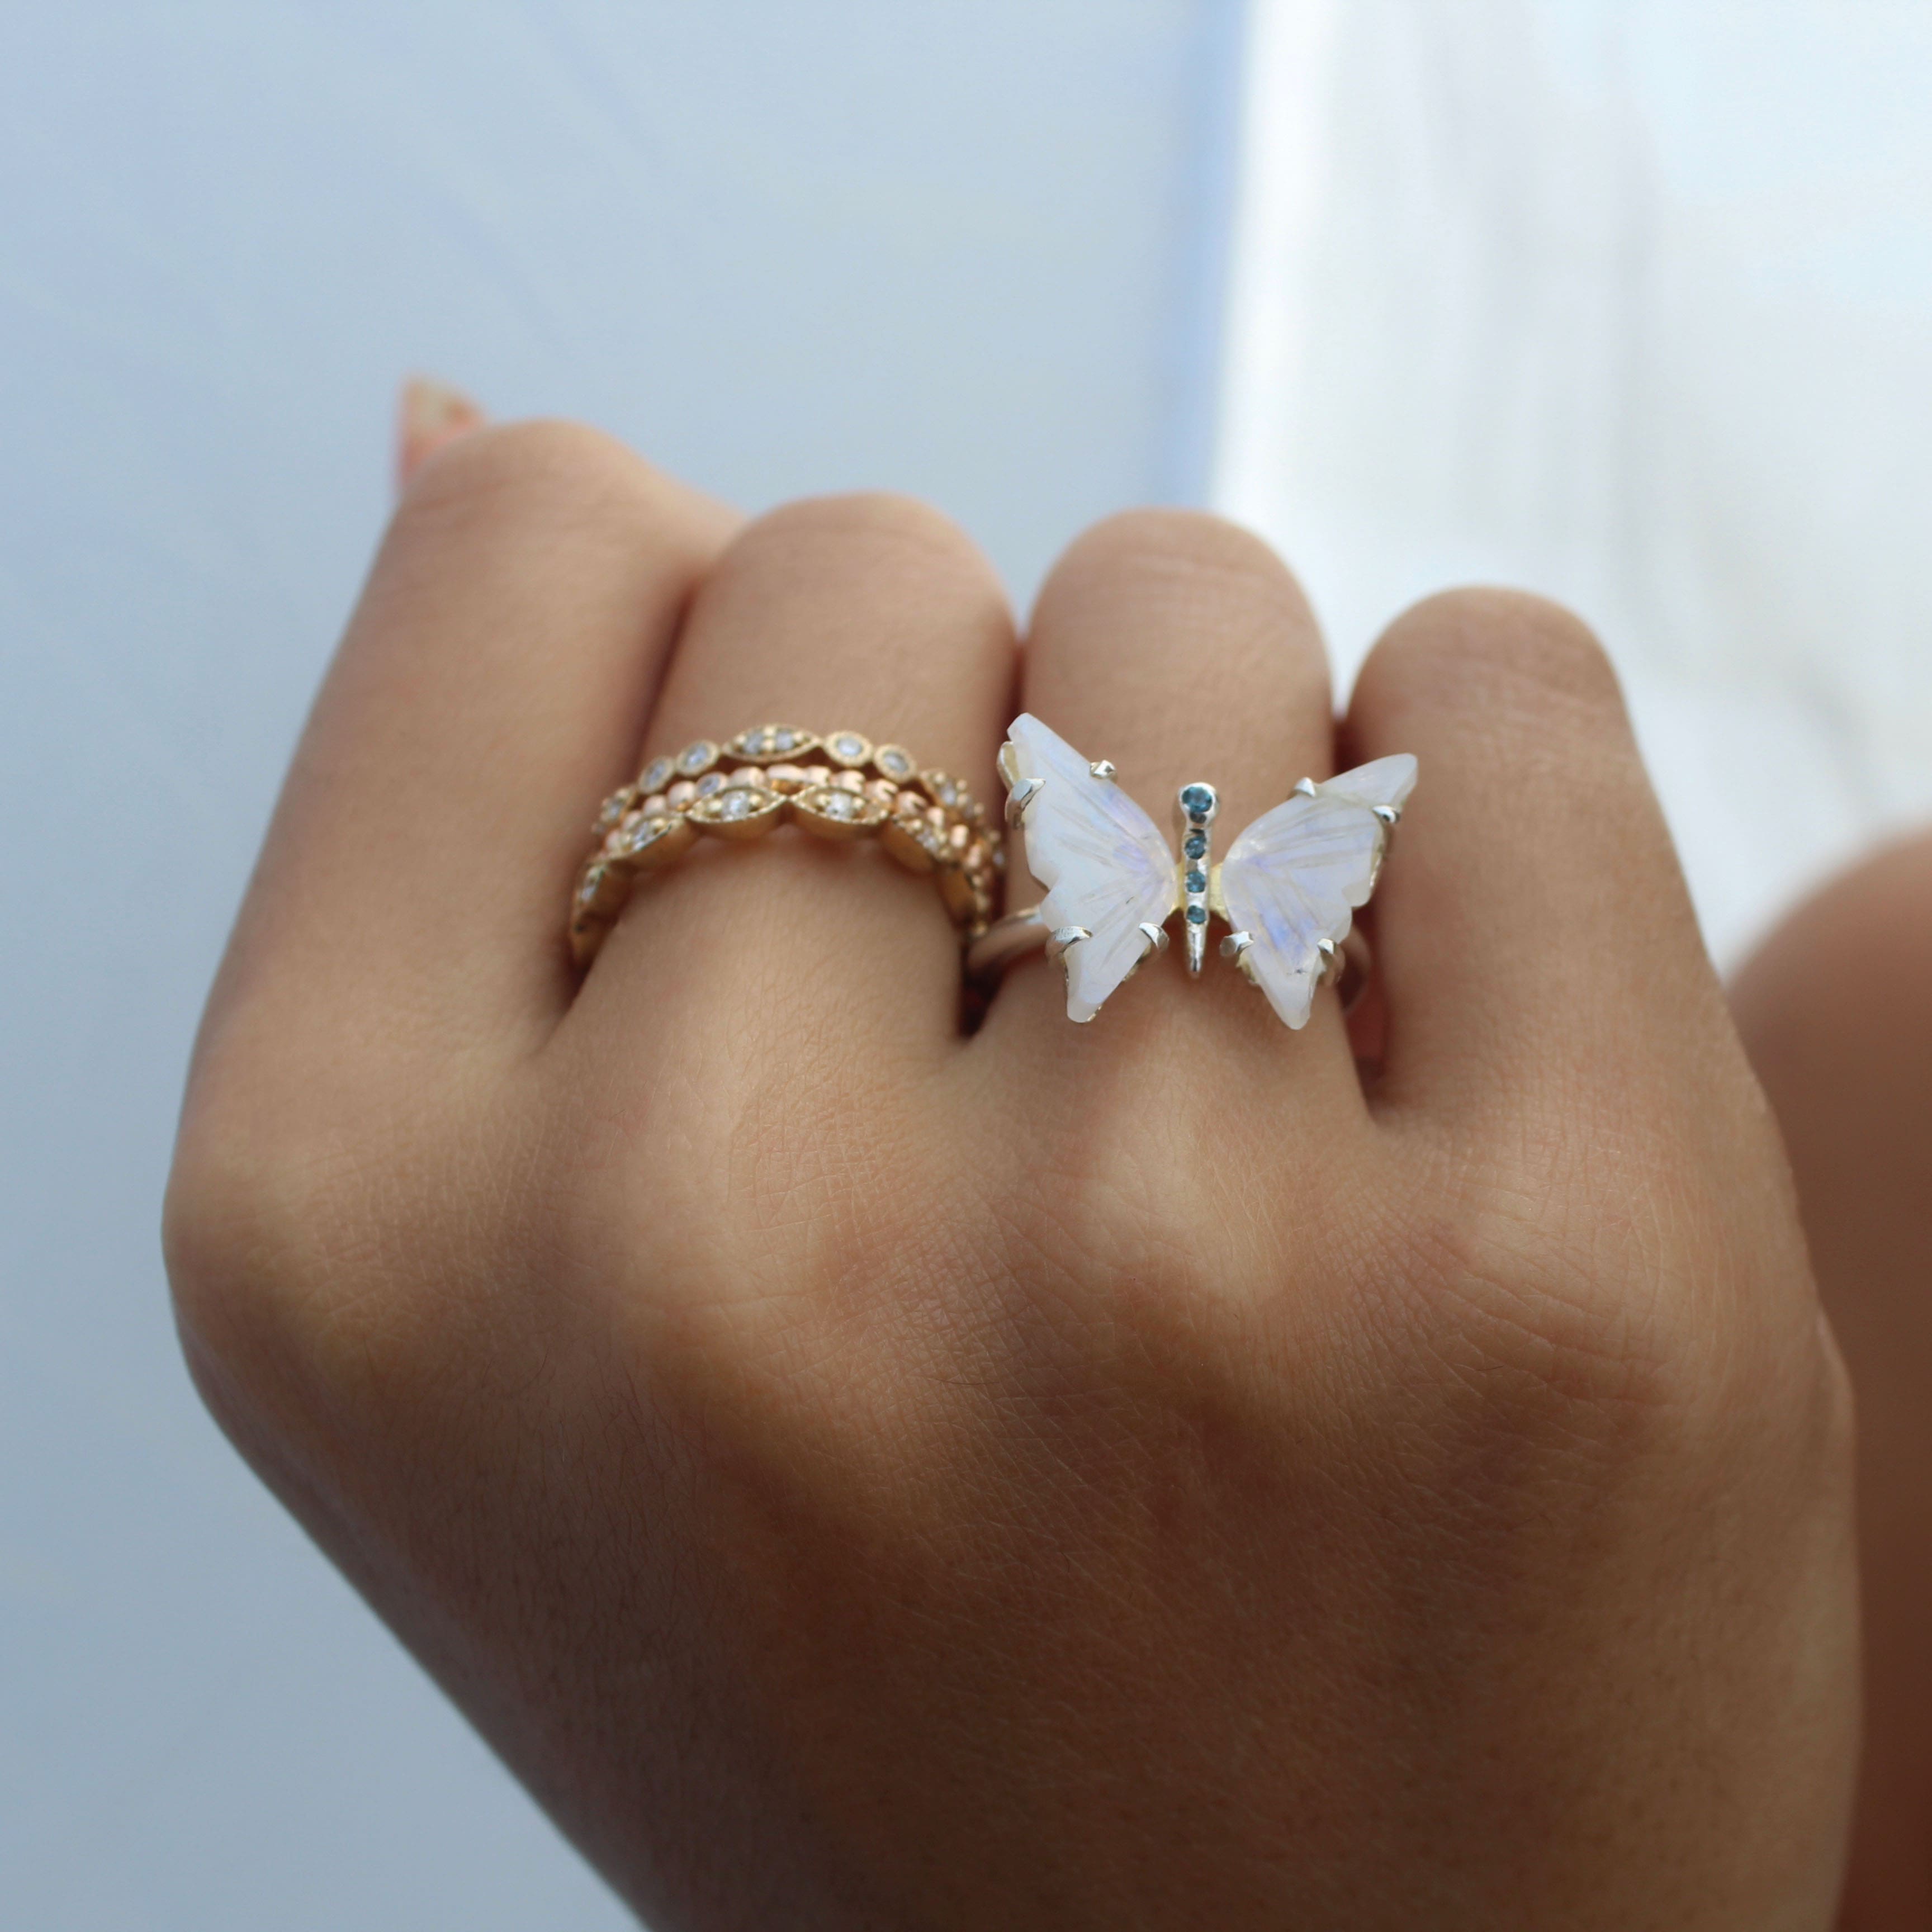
[396,376,486,493]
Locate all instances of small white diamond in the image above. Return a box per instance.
[879,747,911,778]
[772,728,797,751]
[579,868,603,903]
[624,818,666,853]
[678,742,714,776]
[831,732,865,761]
[938,779,958,807]
[820,790,859,820]
[696,771,726,797]
[717,788,762,820]
[640,756,674,793]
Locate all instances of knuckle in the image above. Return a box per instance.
[1388,1207,1694,1481]
[163,1073,471,1440]
[163,1097,356,1421]
[1000,1107,1272,1344]
[1033,513,1325,712]
[1369,586,1625,726]
[1041,508,1310,623]
[1391,1124,1822,1453]
[1389,1131,1708,1403]
[718,490,1001,596]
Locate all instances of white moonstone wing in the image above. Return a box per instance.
[1004,713,1178,1022]
[1218,756,1415,1029]
[1315,753,1417,816]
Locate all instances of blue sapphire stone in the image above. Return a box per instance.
[1183,832,1207,860]
[1185,904,1208,925]
[1185,868,1207,894]
[1180,783,1215,819]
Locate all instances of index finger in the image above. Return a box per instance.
[199,420,737,1087]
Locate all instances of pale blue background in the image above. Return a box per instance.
[0,4,1238,1924]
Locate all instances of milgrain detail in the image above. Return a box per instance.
[570,724,1004,968]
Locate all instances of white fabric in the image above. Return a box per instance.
[1214,0,1932,965]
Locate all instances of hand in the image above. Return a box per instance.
[165,420,1859,1929]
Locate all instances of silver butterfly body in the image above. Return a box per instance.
[998,713,1418,1028]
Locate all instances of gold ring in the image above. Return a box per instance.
[569,725,1003,967]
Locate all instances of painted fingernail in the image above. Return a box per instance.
[396,376,486,493]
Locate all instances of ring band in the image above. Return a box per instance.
[963,906,1052,982]
[966,903,1374,1011]
[569,724,1004,967]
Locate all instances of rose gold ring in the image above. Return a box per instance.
[569,724,1004,968]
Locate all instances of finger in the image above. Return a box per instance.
[395,375,486,491]
[982,510,1362,1102]
[571,494,1015,1062]
[206,420,738,1082]
[1343,589,1723,1120]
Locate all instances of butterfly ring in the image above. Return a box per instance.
[968,714,1416,1029]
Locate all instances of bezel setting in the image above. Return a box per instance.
[689,782,784,839]
[793,783,889,839]
[728,723,820,761]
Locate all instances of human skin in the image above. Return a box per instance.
[164,420,1859,1928]
[1733,832,1932,1931]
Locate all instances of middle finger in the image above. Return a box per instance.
[981,510,1363,1116]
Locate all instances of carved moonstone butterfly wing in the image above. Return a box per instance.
[1002,712,1178,1022]
[1216,754,1418,1029]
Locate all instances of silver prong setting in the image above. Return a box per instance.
[1293,775,1319,799]
[1372,803,1400,827]
[1005,775,1044,827]
[1088,759,1117,781]
[1045,923,1094,1012]
[1122,920,1169,981]
[1219,929,1260,986]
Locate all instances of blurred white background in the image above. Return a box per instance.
[0,4,1238,1924]
[6,1,1931,1926]
[1217,0,1932,963]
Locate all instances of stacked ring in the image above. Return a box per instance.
[569,725,1005,967]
